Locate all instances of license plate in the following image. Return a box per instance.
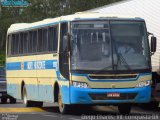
[107,93,120,97]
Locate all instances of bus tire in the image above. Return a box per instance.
[118,104,131,115]
[1,97,7,104]
[10,97,16,104]
[58,90,70,114]
[22,85,34,107]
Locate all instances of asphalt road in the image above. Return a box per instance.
[0,100,160,120]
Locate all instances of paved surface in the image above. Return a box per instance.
[0,100,160,120]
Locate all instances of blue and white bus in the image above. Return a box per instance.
[6,12,156,114]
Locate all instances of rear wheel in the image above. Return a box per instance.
[22,85,34,107]
[118,104,131,115]
[22,85,43,107]
[58,90,70,114]
[1,97,7,104]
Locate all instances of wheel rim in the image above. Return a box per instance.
[58,92,64,112]
[23,88,27,105]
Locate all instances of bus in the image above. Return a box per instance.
[6,12,156,115]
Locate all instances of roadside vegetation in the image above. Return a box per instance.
[0,0,121,66]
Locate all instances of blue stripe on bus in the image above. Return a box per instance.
[6,60,58,70]
[6,60,67,81]
[6,62,21,70]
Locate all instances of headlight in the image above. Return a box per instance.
[72,81,89,88]
[135,80,151,88]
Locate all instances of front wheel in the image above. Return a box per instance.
[58,91,70,114]
[118,104,131,115]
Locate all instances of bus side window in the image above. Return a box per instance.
[53,27,58,51]
[42,29,48,52]
[7,35,12,56]
[60,23,68,52]
[14,34,20,55]
[24,32,28,54]
[20,33,24,55]
[33,31,37,53]
[48,26,58,52]
[28,31,33,53]
[11,34,15,55]
[38,29,43,52]
[48,27,54,52]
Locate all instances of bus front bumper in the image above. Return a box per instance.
[69,86,151,104]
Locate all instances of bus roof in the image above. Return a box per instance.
[7,12,143,34]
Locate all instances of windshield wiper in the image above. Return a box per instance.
[116,53,131,70]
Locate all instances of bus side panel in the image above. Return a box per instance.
[17,55,38,100]
[6,56,38,100]
[36,54,58,102]
[24,78,39,100]
[38,78,54,102]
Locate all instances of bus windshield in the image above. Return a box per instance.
[71,21,150,72]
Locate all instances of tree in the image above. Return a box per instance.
[0,0,122,65]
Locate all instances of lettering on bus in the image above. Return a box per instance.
[25,60,57,70]
[27,62,34,70]
[27,61,45,70]
[34,61,46,70]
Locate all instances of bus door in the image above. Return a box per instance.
[59,22,70,80]
[58,22,70,103]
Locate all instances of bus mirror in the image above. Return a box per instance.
[63,33,70,52]
[151,36,157,53]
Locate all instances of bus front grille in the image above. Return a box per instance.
[88,74,137,80]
